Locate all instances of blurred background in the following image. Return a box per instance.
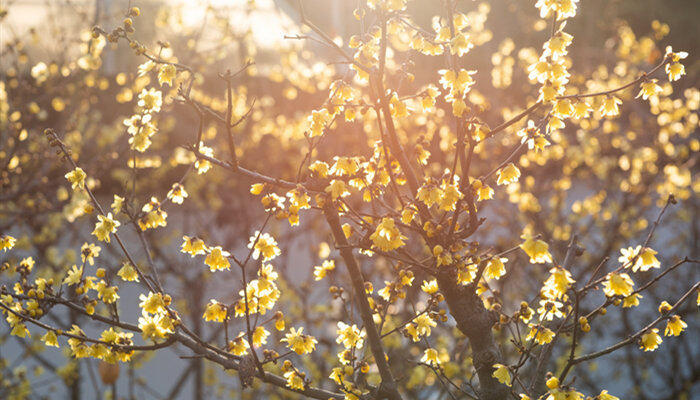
[1,0,698,399]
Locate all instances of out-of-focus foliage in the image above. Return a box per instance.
[1,1,698,399]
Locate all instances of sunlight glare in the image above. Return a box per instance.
[171,0,294,47]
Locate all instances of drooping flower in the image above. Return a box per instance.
[65,167,87,190]
[370,218,406,252]
[520,236,553,264]
[92,213,120,243]
[640,328,662,351]
[421,348,440,366]
[664,315,687,337]
[496,163,521,185]
[492,364,511,387]
[603,272,634,297]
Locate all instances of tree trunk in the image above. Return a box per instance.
[436,270,508,400]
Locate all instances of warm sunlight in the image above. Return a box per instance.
[172,0,295,47]
[1,1,697,399]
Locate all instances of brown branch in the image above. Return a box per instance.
[323,202,402,400]
[568,279,699,366]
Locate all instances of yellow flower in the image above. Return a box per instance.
[138,197,167,230]
[123,113,152,135]
[537,299,565,321]
[250,183,265,195]
[342,223,353,238]
[572,101,592,119]
[157,64,177,86]
[167,183,188,204]
[248,232,280,261]
[492,364,511,387]
[477,184,494,201]
[308,108,330,137]
[63,264,83,286]
[65,167,87,190]
[544,31,573,59]
[439,69,476,95]
[0,235,17,252]
[598,390,620,400]
[330,156,360,176]
[518,120,549,151]
[439,182,463,211]
[636,79,662,100]
[195,143,213,174]
[417,183,442,208]
[111,195,125,214]
[313,259,335,281]
[619,246,660,272]
[664,47,688,81]
[497,163,521,185]
[308,161,330,177]
[325,179,349,200]
[664,315,686,336]
[536,0,579,19]
[181,236,207,257]
[138,312,171,341]
[228,337,249,356]
[336,322,365,349]
[450,32,473,57]
[553,99,573,117]
[622,293,642,308]
[329,367,346,385]
[205,246,231,271]
[80,242,101,265]
[203,300,227,322]
[433,245,453,267]
[117,262,139,282]
[252,326,270,347]
[484,257,508,280]
[526,324,555,345]
[421,279,439,295]
[528,58,550,83]
[414,143,431,165]
[520,236,553,264]
[287,188,311,210]
[603,272,634,297]
[138,292,166,314]
[137,60,155,77]
[11,323,30,338]
[546,376,559,389]
[283,370,305,390]
[637,247,660,272]
[421,348,440,366]
[92,213,120,243]
[369,218,406,252]
[452,98,467,117]
[281,327,317,355]
[599,96,622,117]
[137,88,163,113]
[406,314,437,342]
[658,300,672,314]
[543,267,575,299]
[639,328,662,351]
[666,62,686,81]
[41,330,59,347]
[539,81,562,101]
[129,127,155,152]
[275,314,285,331]
[97,282,119,304]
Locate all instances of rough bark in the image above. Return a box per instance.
[436,270,508,400]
